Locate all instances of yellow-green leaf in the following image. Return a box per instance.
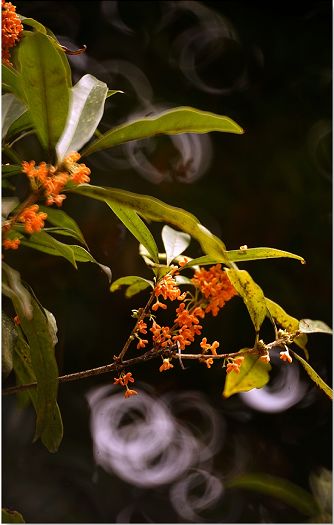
[81,106,244,157]
[265,298,309,359]
[223,353,271,398]
[111,276,153,296]
[226,269,267,333]
[291,351,332,400]
[226,247,305,264]
[2,508,25,523]
[299,319,332,334]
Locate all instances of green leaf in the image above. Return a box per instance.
[2,197,20,218]
[18,15,47,34]
[39,205,87,246]
[2,263,32,320]
[174,275,193,286]
[226,247,305,264]
[291,351,333,400]
[226,269,267,333]
[227,473,319,517]
[299,319,332,334]
[106,89,124,98]
[70,184,229,263]
[81,106,244,157]
[2,508,25,523]
[2,164,22,177]
[56,74,108,161]
[16,31,71,153]
[2,64,23,99]
[19,230,77,268]
[2,94,27,139]
[2,268,63,451]
[2,313,17,378]
[223,353,271,398]
[111,276,153,297]
[161,225,191,266]
[6,111,33,140]
[106,201,159,264]
[70,245,112,283]
[265,298,309,359]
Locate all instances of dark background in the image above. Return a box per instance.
[3,1,332,523]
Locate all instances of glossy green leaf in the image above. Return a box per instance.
[111,276,153,297]
[81,106,244,157]
[2,268,63,451]
[265,298,309,359]
[56,74,108,161]
[70,185,229,263]
[223,353,271,398]
[106,201,159,264]
[2,263,32,319]
[2,94,27,139]
[2,313,17,378]
[227,473,319,517]
[39,205,86,246]
[6,111,33,140]
[174,275,193,286]
[19,230,77,268]
[299,319,332,334]
[161,225,191,265]
[226,269,267,333]
[2,63,23,99]
[16,32,70,152]
[2,508,25,523]
[291,351,333,400]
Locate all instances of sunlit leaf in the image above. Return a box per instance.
[81,106,244,157]
[161,225,191,266]
[106,89,124,98]
[291,351,333,400]
[174,275,193,286]
[2,508,25,523]
[227,473,319,517]
[56,74,108,161]
[227,247,305,264]
[226,269,267,333]
[17,15,47,34]
[111,276,153,297]
[2,94,27,139]
[2,313,17,378]
[106,201,159,264]
[265,298,309,359]
[39,205,87,246]
[16,31,71,153]
[299,319,332,334]
[223,353,271,398]
[70,184,228,263]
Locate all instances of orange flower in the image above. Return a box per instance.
[152,300,167,311]
[154,274,185,302]
[2,0,23,66]
[279,348,292,364]
[71,164,91,185]
[150,322,172,348]
[3,238,20,249]
[200,337,220,355]
[122,372,135,385]
[259,352,270,364]
[124,388,138,398]
[226,356,244,374]
[137,320,147,334]
[17,205,47,234]
[192,264,237,316]
[136,338,148,350]
[159,358,174,372]
[204,357,214,368]
[13,315,20,325]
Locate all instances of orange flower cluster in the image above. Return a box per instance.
[152,273,186,311]
[172,303,204,350]
[22,152,91,207]
[150,322,172,348]
[159,358,174,372]
[17,204,47,234]
[2,0,23,67]
[113,372,138,397]
[191,264,237,316]
[3,238,20,250]
[226,356,244,374]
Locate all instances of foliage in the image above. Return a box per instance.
[1,5,332,520]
